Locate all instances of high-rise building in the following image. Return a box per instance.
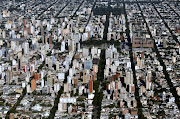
[146,70,152,90]
[48,57,52,69]
[10,113,14,119]
[31,79,36,90]
[41,79,44,88]
[126,69,133,85]
[49,35,52,44]
[163,39,167,48]
[82,48,89,57]
[34,73,39,80]
[105,49,113,59]
[24,42,29,54]
[141,52,144,60]
[84,60,92,69]
[61,41,65,52]
[47,71,53,87]
[5,70,12,84]
[56,61,59,71]
[89,77,93,93]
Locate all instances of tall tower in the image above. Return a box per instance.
[31,79,36,90]
[146,70,152,90]
[89,76,93,93]
[47,71,53,87]
[6,70,12,84]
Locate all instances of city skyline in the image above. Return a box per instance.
[0,0,179,119]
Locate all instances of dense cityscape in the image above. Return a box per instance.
[0,0,179,118]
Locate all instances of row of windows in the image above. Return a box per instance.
[134,41,153,44]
